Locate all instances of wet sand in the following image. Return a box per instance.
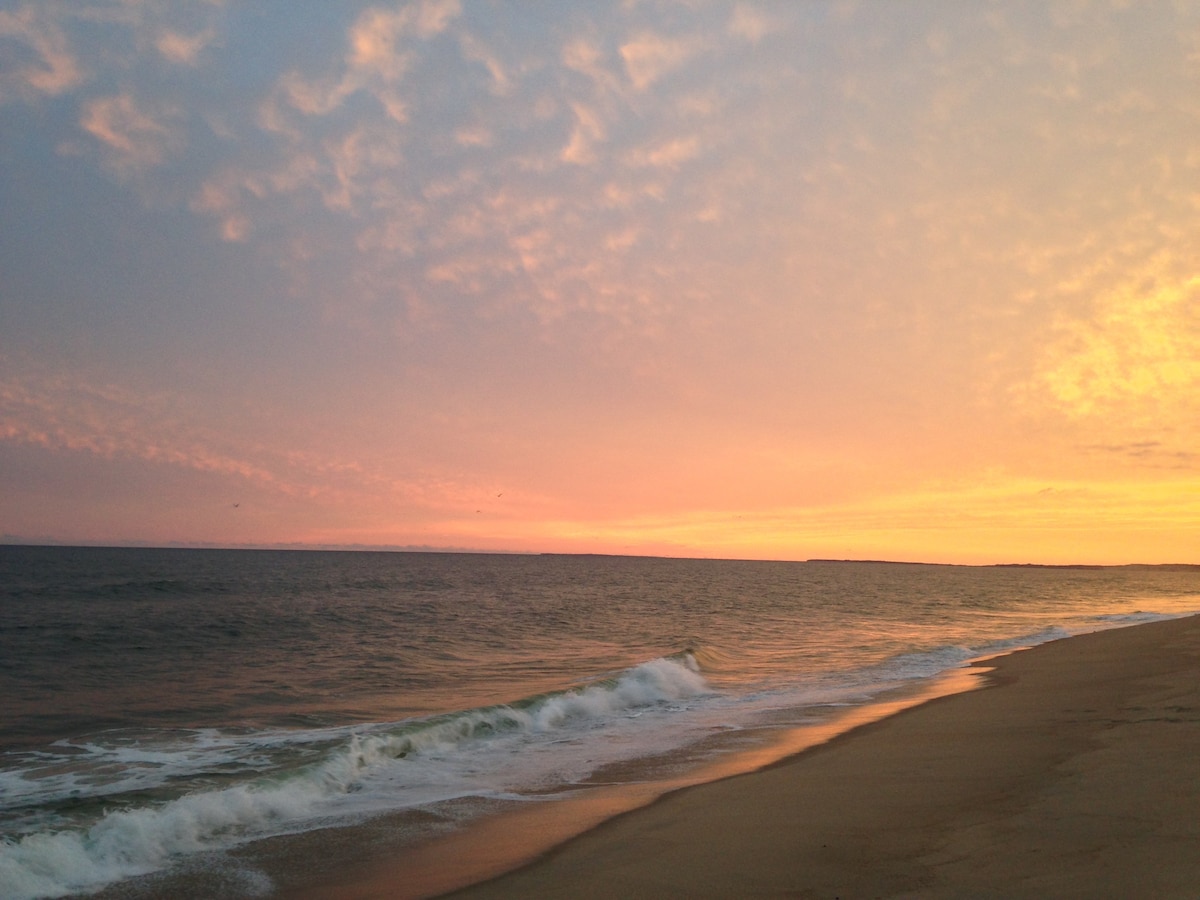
[256,614,1200,900]
[433,614,1200,899]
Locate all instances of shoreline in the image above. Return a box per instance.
[79,614,1200,899]
[267,664,988,900]
[436,613,1200,898]
[79,642,993,900]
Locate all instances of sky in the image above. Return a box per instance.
[2,0,1199,565]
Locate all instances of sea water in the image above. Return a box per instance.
[1,546,1197,898]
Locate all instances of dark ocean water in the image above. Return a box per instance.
[1,546,1198,898]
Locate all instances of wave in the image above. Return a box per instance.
[9,613,1191,899]
[1088,610,1179,627]
[681,642,741,676]
[0,655,711,900]
[864,626,1076,686]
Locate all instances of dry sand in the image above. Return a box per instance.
[436,614,1200,899]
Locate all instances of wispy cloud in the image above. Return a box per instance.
[458,31,512,95]
[0,370,504,517]
[0,374,284,490]
[268,0,461,127]
[155,27,215,66]
[1034,258,1200,424]
[1083,442,1199,471]
[619,31,703,92]
[624,135,699,169]
[79,92,181,175]
[560,101,606,164]
[6,0,1200,559]
[0,4,84,102]
[179,7,742,336]
[727,4,776,44]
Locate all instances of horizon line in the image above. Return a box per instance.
[2,540,1197,570]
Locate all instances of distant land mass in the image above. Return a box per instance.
[806,559,946,566]
[807,559,1200,570]
[1,545,1195,568]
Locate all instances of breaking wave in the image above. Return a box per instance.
[0,655,710,900]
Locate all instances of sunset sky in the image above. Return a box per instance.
[2,0,1199,564]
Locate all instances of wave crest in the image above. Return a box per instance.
[0,654,711,900]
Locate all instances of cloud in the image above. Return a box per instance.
[604,226,640,252]
[155,27,215,66]
[270,0,462,126]
[455,124,493,147]
[625,135,699,169]
[187,7,735,331]
[190,173,252,241]
[562,36,622,99]
[79,92,180,175]
[1033,258,1200,424]
[190,147,330,241]
[0,374,281,489]
[561,101,606,164]
[727,4,775,43]
[2,2,232,103]
[321,124,406,211]
[411,0,461,38]
[458,31,511,95]
[0,370,478,512]
[0,5,84,102]
[1084,442,1199,470]
[619,31,700,91]
[347,7,419,84]
[269,70,357,125]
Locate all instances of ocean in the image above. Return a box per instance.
[1,546,1198,899]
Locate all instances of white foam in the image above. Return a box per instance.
[7,616,1188,900]
[1088,610,1177,627]
[0,656,713,900]
[0,780,324,899]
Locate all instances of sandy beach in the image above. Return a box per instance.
[78,612,1200,900]
[431,614,1200,899]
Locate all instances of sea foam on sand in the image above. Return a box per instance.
[432,615,1200,899]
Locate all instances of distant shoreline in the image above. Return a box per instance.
[803,558,1200,570]
[3,543,1197,569]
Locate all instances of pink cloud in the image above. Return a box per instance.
[0,5,84,102]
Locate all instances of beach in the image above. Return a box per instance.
[429,613,1200,898]
[7,552,1197,900]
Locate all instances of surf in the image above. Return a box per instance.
[0,654,713,900]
